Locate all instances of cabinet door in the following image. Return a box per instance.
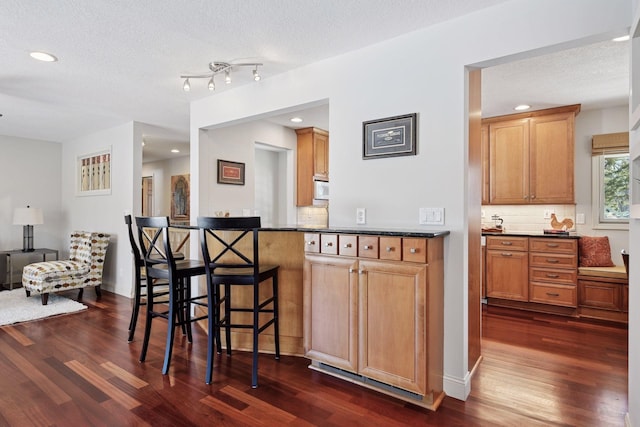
[481,124,490,205]
[489,119,530,204]
[303,255,358,372]
[529,113,574,203]
[486,249,529,301]
[358,260,428,395]
[313,131,329,180]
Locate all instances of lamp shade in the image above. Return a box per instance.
[13,207,44,225]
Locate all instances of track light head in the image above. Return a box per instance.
[225,70,231,84]
[208,77,215,91]
[183,78,191,92]
[253,67,261,81]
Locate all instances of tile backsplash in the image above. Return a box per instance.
[481,204,576,233]
[297,206,328,227]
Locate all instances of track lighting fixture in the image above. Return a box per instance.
[180,61,263,92]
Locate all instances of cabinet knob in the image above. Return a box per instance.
[306,240,316,246]
[531,195,536,199]
[363,245,371,250]
[358,269,365,275]
[349,268,354,273]
[385,246,394,252]
[324,242,333,247]
[410,248,417,254]
[343,243,352,248]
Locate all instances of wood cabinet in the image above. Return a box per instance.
[481,124,490,205]
[296,127,329,206]
[303,233,445,410]
[484,105,579,205]
[578,273,628,322]
[528,238,577,307]
[485,236,529,301]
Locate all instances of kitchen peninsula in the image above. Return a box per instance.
[200,225,449,410]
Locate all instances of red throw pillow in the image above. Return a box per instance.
[579,236,615,267]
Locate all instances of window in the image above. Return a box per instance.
[591,132,629,229]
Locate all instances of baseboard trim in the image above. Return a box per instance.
[443,371,471,401]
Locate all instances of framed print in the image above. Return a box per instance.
[171,174,190,221]
[217,159,245,185]
[77,147,112,196]
[363,113,417,159]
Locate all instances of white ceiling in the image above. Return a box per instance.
[0,0,629,162]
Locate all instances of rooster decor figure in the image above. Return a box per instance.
[550,213,574,231]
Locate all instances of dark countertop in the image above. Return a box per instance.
[482,230,580,239]
[261,225,450,238]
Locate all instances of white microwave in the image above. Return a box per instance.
[314,180,329,200]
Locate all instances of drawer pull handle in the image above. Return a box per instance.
[501,253,513,257]
[546,274,560,278]
[546,259,559,263]
[324,242,333,247]
[343,243,352,248]
[410,248,417,254]
[546,292,560,297]
[501,241,513,246]
[546,243,559,248]
[306,241,316,246]
[386,246,394,252]
[363,245,372,250]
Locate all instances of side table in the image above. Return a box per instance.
[0,248,59,290]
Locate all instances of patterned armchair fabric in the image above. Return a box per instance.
[22,231,110,305]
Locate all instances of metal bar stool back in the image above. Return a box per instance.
[198,216,280,388]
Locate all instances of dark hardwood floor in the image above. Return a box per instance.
[0,291,628,426]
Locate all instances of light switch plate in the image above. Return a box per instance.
[356,208,366,224]
[419,207,444,225]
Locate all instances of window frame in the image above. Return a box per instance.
[591,153,630,230]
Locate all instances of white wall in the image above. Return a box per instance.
[574,106,630,258]
[142,155,190,217]
[190,0,631,401]
[0,136,63,252]
[198,120,297,219]
[61,121,139,298]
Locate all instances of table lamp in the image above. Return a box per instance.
[13,205,44,252]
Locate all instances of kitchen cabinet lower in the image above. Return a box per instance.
[485,236,529,301]
[303,234,445,410]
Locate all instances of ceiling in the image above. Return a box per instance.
[0,0,629,162]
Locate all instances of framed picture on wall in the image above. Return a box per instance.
[217,159,245,185]
[363,113,417,159]
[171,174,190,221]
[76,147,112,196]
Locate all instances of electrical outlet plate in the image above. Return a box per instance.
[356,208,366,224]
[544,210,552,219]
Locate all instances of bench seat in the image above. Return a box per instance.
[578,265,627,280]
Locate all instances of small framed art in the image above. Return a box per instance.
[363,113,417,159]
[217,159,245,185]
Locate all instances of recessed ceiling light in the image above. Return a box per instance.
[290,117,303,123]
[171,149,180,153]
[612,35,630,42]
[29,51,58,62]
[514,104,531,111]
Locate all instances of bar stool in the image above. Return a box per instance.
[198,216,280,388]
[135,216,206,375]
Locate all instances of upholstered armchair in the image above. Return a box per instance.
[22,231,110,305]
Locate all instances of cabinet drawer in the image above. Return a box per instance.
[529,238,577,254]
[358,236,379,259]
[529,252,577,269]
[486,236,528,251]
[578,279,621,311]
[320,234,338,255]
[304,233,320,253]
[530,267,577,285]
[339,235,357,257]
[402,238,427,263]
[529,283,576,307]
[380,237,402,261]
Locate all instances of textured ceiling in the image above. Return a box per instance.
[0,0,629,162]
